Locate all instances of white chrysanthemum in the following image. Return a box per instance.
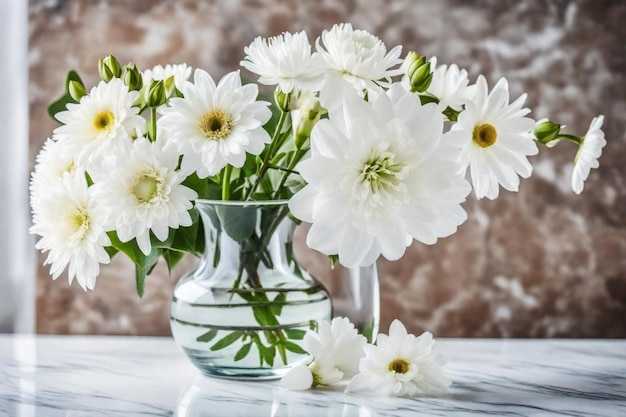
[159,69,272,178]
[54,78,144,172]
[306,317,367,382]
[314,23,403,109]
[425,57,476,113]
[280,317,367,390]
[29,138,79,211]
[446,76,537,200]
[240,31,323,93]
[143,63,192,92]
[289,85,470,268]
[346,320,451,397]
[572,115,606,194]
[30,173,110,291]
[91,137,197,256]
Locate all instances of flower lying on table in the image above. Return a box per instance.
[30,23,605,295]
[280,317,450,397]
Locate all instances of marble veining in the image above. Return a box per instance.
[0,336,624,416]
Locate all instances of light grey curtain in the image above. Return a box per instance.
[0,0,34,333]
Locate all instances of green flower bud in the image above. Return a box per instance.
[403,51,425,77]
[409,62,433,93]
[274,88,292,112]
[98,55,122,82]
[122,63,143,91]
[403,52,433,93]
[293,94,322,149]
[146,79,167,108]
[534,120,562,145]
[164,75,176,97]
[68,80,87,101]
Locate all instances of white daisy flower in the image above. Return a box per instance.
[54,78,144,172]
[91,137,197,256]
[346,320,451,397]
[143,63,192,92]
[446,75,537,200]
[29,173,110,291]
[572,115,606,194]
[425,57,476,113]
[289,85,470,268]
[159,69,272,178]
[280,317,367,390]
[240,31,323,93]
[29,138,79,212]
[314,23,403,110]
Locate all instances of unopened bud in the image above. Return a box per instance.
[122,63,143,91]
[146,79,167,107]
[403,51,425,77]
[68,80,87,101]
[164,75,176,97]
[98,55,122,82]
[534,119,562,145]
[274,88,292,112]
[293,93,322,149]
[409,62,433,93]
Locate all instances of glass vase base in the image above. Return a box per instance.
[182,347,305,380]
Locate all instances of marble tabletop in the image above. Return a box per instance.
[0,336,624,416]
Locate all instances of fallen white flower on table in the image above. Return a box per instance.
[346,320,451,397]
[280,317,367,390]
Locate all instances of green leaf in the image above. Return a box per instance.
[442,106,460,122]
[418,94,439,106]
[270,292,286,316]
[277,343,287,365]
[104,246,119,259]
[196,329,218,343]
[234,342,252,361]
[107,231,160,298]
[283,341,307,355]
[283,340,309,355]
[48,70,83,122]
[284,329,306,340]
[162,249,184,273]
[135,246,161,298]
[171,219,204,256]
[216,205,257,242]
[210,331,244,351]
[261,344,276,366]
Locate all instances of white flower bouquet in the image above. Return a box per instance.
[31,23,606,296]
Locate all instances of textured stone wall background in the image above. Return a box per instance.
[28,0,626,337]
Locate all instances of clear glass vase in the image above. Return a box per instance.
[292,229,380,343]
[170,200,332,380]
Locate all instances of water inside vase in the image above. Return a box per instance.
[170,274,331,379]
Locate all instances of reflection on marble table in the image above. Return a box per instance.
[0,335,624,416]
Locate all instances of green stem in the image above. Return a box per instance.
[221,165,233,200]
[245,110,289,200]
[273,149,307,200]
[556,134,583,145]
[150,107,157,142]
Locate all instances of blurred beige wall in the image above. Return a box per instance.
[29,0,626,337]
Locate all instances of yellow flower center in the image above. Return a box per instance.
[132,172,163,204]
[472,123,497,148]
[388,358,410,374]
[199,109,232,140]
[93,110,115,132]
[69,207,91,239]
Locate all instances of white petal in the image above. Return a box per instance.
[280,364,313,391]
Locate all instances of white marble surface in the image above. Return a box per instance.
[0,336,624,416]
